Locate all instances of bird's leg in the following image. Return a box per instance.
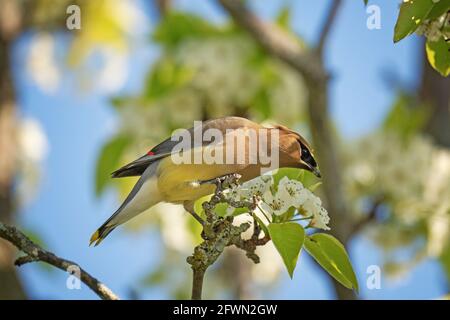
[183,201,205,226]
[199,173,242,191]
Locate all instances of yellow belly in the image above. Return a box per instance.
[156,156,247,203]
[155,134,273,203]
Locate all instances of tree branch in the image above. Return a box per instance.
[218,0,327,82]
[349,199,383,238]
[219,0,354,300]
[0,222,119,300]
[317,0,343,56]
[154,0,171,18]
[187,174,271,300]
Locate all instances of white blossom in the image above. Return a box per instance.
[344,130,450,278]
[261,189,291,216]
[27,33,60,93]
[96,49,128,93]
[157,203,196,253]
[277,177,308,207]
[16,118,49,205]
[225,175,330,230]
[237,175,273,199]
[251,242,284,285]
[18,118,49,163]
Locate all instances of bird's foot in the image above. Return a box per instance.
[183,201,205,226]
[189,210,205,226]
[199,173,242,191]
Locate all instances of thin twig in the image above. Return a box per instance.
[0,222,119,300]
[317,0,343,55]
[218,0,327,82]
[349,199,383,238]
[155,0,171,17]
[290,215,313,222]
[256,203,271,223]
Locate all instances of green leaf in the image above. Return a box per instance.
[308,181,322,192]
[251,89,272,119]
[213,203,229,217]
[153,12,223,48]
[272,168,302,185]
[426,37,450,77]
[95,134,131,196]
[304,233,359,292]
[110,96,129,109]
[144,57,193,101]
[425,0,450,20]
[193,195,246,218]
[267,222,305,278]
[193,195,212,216]
[142,267,167,286]
[276,6,291,29]
[394,0,436,43]
[383,93,428,139]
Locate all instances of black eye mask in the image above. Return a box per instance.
[301,145,317,168]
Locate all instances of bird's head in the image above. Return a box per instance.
[275,124,321,178]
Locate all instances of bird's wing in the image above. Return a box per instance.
[111,152,170,178]
[111,117,261,178]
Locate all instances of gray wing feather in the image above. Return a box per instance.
[111,117,257,178]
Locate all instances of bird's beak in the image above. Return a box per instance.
[310,166,321,178]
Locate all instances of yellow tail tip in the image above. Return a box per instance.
[89,230,100,246]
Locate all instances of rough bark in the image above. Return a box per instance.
[419,42,450,148]
[0,0,27,300]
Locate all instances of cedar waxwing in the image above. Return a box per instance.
[90,116,320,245]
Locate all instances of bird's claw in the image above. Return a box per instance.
[199,173,242,190]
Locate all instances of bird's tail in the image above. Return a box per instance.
[89,161,160,247]
[89,223,117,247]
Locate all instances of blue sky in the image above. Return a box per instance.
[11,0,447,299]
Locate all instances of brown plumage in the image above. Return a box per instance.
[90,117,320,245]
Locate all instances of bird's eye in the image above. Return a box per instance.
[302,148,311,161]
[301,147,316,167]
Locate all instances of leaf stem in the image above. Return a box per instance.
[256,203,272,224]
[290,215,313,222]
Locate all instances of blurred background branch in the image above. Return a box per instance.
[317,0,342,56]
[0,0,27,300]
[219,0,354,299]
[0,222,119,300]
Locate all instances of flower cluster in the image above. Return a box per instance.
[225,175,330,230]
[343,131,433,205]
[17,118,49,206]
[416,11,450,42]
[27,33,60,93]
[343,130,450,277]
[172,36,306,124]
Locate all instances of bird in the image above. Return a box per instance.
[90,116,321,246]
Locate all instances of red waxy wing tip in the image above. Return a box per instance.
[146,151,155,156]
